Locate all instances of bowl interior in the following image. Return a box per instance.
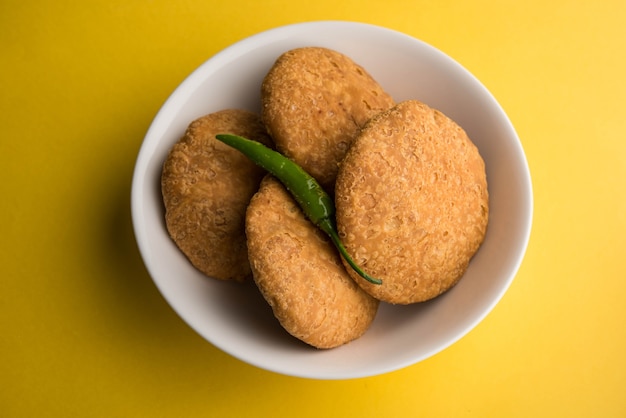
[131,21,532,379]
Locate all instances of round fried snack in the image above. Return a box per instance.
[261,47,395,191]
[161,109,273,282]
[246,176,379,349]
[335,100,489,304]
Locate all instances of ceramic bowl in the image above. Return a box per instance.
[131,21,532,379]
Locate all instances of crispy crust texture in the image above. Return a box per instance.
[246,176,379,349]
[161,109,272,281]
[261,47,395,191]
[335,100,489,304]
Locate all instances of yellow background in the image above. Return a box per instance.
[2,0,625,416]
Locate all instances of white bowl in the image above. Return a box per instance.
[131,21,532,379]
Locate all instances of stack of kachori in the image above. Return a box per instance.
[160,47,489,348]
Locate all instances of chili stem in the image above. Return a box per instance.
[317,219,382,285]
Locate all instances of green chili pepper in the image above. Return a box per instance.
[215,134,382,285]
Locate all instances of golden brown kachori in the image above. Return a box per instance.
[161,109,273,282]
[246,176,379,348]
[335,100,489,304]
[261,47,395,191]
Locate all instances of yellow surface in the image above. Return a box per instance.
[2,0,625,416]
